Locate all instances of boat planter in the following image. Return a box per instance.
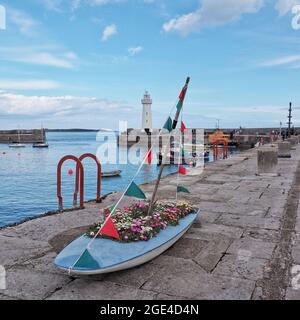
[54,202,199,275]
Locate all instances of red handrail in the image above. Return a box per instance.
[75,153,101,204]
[57,155,84,211]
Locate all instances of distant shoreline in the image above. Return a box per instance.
[46,129,99,132]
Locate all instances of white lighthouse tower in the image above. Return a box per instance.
[141,91,152,132]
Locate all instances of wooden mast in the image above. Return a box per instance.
[148,77,190,214]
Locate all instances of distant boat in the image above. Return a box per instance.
[9,127,26,148]
[101,170,122,177]
[33,125,48,148]
[9,143,26,148]
[32,143,49,148]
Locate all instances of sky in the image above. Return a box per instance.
[0,0,300,130]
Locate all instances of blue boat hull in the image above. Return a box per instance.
[54,209,199,275]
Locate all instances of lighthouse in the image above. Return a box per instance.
[141,91,152,132]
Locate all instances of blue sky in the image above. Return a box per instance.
[0,0,300,129]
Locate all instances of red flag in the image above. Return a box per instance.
[178,166,187,175]
[147,149,152,164]
[100,217,120,240]
[179,86,187,101]
[180,121,187,132]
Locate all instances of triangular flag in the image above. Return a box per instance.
[177,185,191,194]
[104,205,115,217]
[163,117,173,132]
[179,86,187,101]
[176,100,183,112]
[74,249,100,269]
[125,181,146,199]
[100,217,120,240]
[181,121,187,132]
[178,166,187,175]
[147,149,152,164]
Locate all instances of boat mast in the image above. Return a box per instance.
[148,77,190,214]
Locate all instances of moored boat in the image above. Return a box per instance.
[54,208,199,275]
[101,170,122,177]
[33,142,49,148]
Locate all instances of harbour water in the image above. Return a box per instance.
[0,131,236,228]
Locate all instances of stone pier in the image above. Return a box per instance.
[1,145,300,300]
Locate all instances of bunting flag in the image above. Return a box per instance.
[177,185,191,194]
[179,83,188,102]
[181,121,187,132]
[104,205,115,217]
[176,100,183,112]
[147,149,152,164]
[125,181,147,199]
[74,249,100,269]
[100,217,120,240]
[178,166,187,175]
[163,117,173,132]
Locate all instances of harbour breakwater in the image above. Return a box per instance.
[0,129,45,144]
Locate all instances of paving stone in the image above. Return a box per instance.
[164,238,209,259]
[187,223,243,240]
[194,211,222,225]
[104,263,161,288]
[292,247,300,264]
[285,288,300,300]
[48,280,157,300]
[0,294,18,300]
[193,238,233,272]
[143,256,255,299]
[213,254,268,281]
[216,214,280,230]
[3,266,71,300]
[0,235,51,267]
[227,238,276,260]
[155,293,188,300]
[243,228,280,242]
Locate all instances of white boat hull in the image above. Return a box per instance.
[55,210,199,275]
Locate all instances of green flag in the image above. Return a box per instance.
[74,249,100,269]
[176,100,183,112]
[177,185,191,194]
[163,117,173,132]
[125,181,146,199]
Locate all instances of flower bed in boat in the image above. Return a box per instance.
[86,201,196,242]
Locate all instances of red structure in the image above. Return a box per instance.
[208,130,229,161]
[57,155,84,211]
[75,153,102,204]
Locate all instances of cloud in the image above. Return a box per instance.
[0,79,61,90]
[0,92,131,119]
[162,0,264,35]
[101,24,117,41]
[128,46,143,55]
[89,0,126,5]
[260,54,300,67]
[275,0,300,16]
[0,46,78,69]
[9,8,38,36]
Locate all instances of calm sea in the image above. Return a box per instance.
[0,132,186,227]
